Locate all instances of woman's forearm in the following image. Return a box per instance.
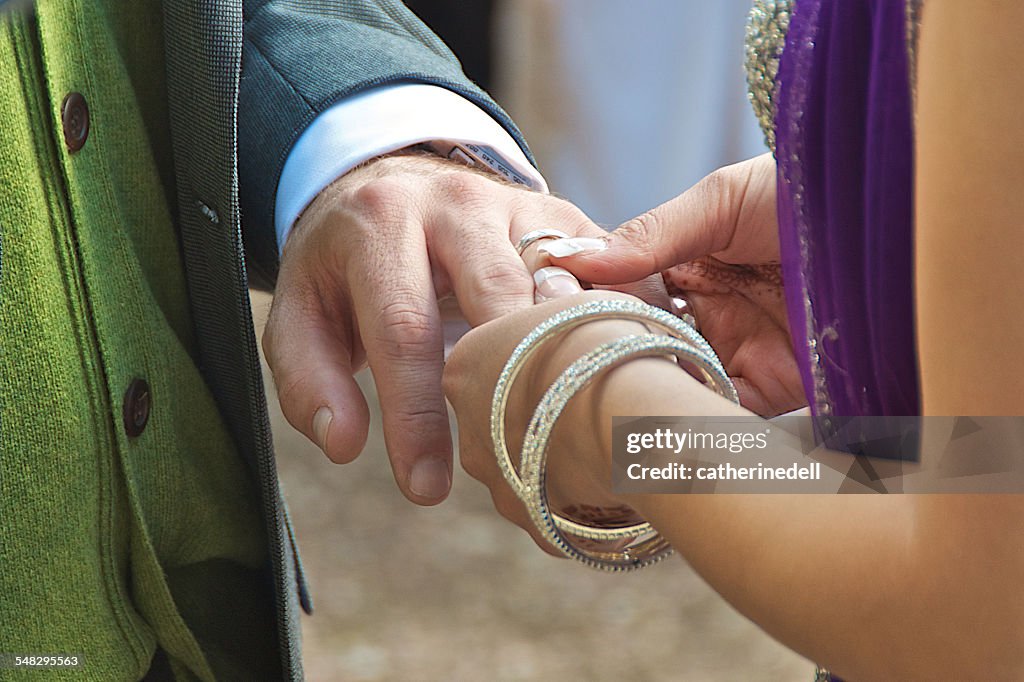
[543,352,1024,679]
[915,2,1024,416]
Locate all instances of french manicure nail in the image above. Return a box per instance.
[313,406,333,451]
[534,266,584,300]
[538,237,608,258]
[409,458,451,499]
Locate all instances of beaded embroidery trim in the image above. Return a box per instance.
[745,0,792,154]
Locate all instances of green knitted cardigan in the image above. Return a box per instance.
[0,1,279,678]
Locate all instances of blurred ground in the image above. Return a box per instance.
[251,292,811,681]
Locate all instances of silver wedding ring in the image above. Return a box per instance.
[515,228,570,257]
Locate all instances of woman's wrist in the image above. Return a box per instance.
[544,323,738,510]
[510,301,682,510]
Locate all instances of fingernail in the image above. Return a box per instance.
[409,458,451,499]
[534,266,583,301]
[313,406,333,451]
[538,237,608,258]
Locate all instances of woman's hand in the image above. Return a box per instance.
[443,290,653,554]
[660,256,802,416]
[542,154,806,416]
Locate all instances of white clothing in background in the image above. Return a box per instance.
[496,0,766,227]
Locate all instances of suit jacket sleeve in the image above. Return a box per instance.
[238,0,533,289]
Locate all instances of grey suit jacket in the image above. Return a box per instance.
[161,2,530,678]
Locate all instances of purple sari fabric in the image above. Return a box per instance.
[776,0,919,420]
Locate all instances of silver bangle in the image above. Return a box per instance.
[490,299,738,544]
[519,334,735,570]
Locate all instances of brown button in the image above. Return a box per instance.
[122,378,151,438]
[61,92,90,152]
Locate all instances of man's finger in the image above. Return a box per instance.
[516,222,669,309]
[263,293,371,464]
[515,237,585,302]
[350,224,452,505]
[430,217,534,326]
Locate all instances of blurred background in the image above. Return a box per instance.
[403,0,767,226]
[259,1,809,679]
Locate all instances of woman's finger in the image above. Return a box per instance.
[540,154,779,283]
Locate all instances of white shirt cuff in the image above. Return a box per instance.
[274,83,548,252]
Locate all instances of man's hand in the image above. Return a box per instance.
[262,153,664,505]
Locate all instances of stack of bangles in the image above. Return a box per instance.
[495,230,742,572]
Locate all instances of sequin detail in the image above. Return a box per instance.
[745,0,792,154]
[774,0,833,417]
[906,0,924,109]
